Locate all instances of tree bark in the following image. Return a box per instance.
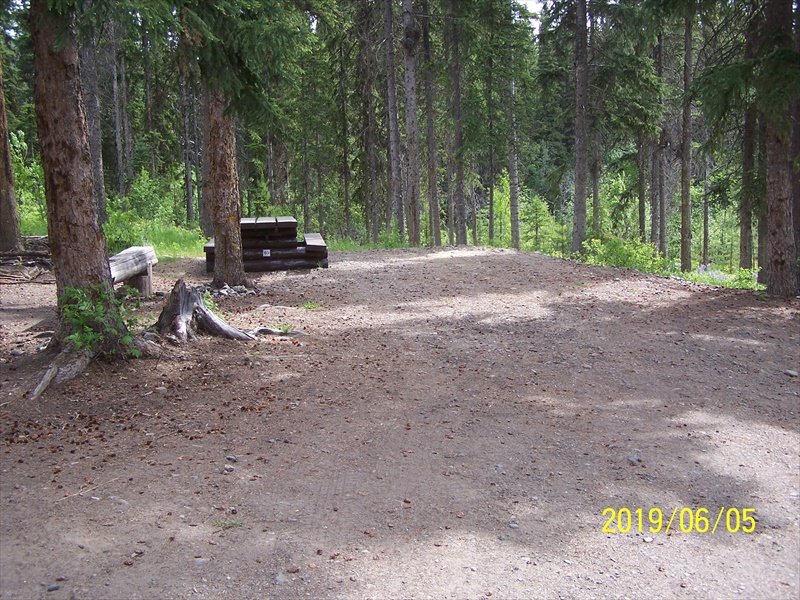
[739,10,759,269]
[384,0,404,239]
[338,43,351,236]
[142,26,157,177]
[572,0,588,253]
[740,104,756,269]
[680,13,693,271]
[0,61,22,253]
[78,1,106,224]
[591,156,601,237]
[180,72,194,223]
[792,0,800,291]
[359,0,380,243]
[402,0,421,246]
[449,0,467,245]
[119,48,133,194]
[508,77,520,250]
[199,84,214,237]
[29,0,115,346]
[637,132,646,242]
[422,0,441,246]
[206,87,246,288]
[763,0,798,296]
[109,24,125,198]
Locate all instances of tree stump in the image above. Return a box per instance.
[154,278,254,342]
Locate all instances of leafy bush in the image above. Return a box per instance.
[61,285,140,358]
[581,237,673,274]
[103,210,147,254]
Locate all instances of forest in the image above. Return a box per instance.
[0,0,798,301]
[1,2,799,597]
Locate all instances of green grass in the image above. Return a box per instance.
[301,300,322,309]
[210,519,243,530]
[269,322,296,334]
[143,223,205,262]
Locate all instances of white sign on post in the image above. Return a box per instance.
[262,249,271,257]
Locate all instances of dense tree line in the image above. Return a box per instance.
[0,0,798,346]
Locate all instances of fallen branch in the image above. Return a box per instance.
[56,477,120,502]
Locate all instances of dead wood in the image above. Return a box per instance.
[154,278,254,342]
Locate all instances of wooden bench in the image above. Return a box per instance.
[109,246,158,297]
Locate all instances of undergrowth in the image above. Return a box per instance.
[61,285,141,358]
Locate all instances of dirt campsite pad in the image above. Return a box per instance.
[1,247,798,599]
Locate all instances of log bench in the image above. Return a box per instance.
[109,246,158,297]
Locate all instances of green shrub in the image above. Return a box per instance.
[581,237,673,274]
[61,285,140,358]
[103,211,147,254]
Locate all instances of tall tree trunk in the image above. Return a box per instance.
[78,1,106,224]
[572,0,588,253]
[359,0,380,243]
[762,0,798,296]
[680,13,693,271]
[119,49,133,194]
[508,78,520,250]
[739,9,759,269]
[316,131,325,236]
[446,132,455,245]
[384,0,404,239]
[302,131,311,233]
[422,0,440,246]
[792,0,800,291]
[591,156,600,237]
[402,0,421,246]
[180,72,194,223]
[199,84,213,237]
[142,26,156,177]
[206,88,246,288]
[757,112,768,284]
[449,0,467,245]
[649,138,660,250]
[740,104,756,269]
[338,44,351,236]
[110,26,125,198]
[0,62,22,252]
[29,0,115,346]
[637,132,646,242]
[658,134,668,256]
[702,165,709,266]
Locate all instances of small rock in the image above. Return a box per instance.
[223,465,234,474]
[644,536,653,543]
[286,565,300,574]
[225,455,238,463]
[232,285,247,293]
[274,573,289,585]
[785,370,799,378]
[154,386,167,395]
[10,349,24,357]
[627,454,642,466]
[229,506,237,514]
[508,522,519,529]
[44,584,60,592]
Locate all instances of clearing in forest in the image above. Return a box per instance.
[0,247,798,599]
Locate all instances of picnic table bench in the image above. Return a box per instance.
[109,245,158,297]
[204,217,328,272]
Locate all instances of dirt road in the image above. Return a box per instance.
[1,247,798,599]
